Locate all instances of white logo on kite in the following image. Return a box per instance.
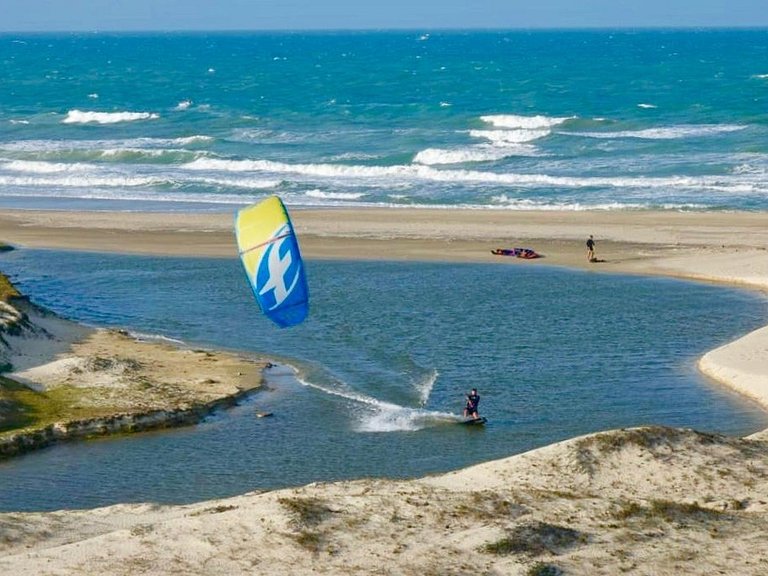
[258,225,301,310]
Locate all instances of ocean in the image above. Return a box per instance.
[2,30,768,512]
[1,29,767,211]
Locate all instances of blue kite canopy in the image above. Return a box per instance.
[234,196,309,328]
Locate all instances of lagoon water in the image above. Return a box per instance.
[0,249,767,512]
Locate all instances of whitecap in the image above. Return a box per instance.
[480,113,575,130]
[413,145,535,165]
[175,100,192,110]
[187,176,280,190]
[469,128,550,144]
[3,160,92,173]
[637,103,657,109]
[569,124,747,140]
[0,135,213,153]
[328,152,381,161]
[489,195,710,211]
[62,110,160,124]
[180,156,768,194]
[304,190,365,200]
[0,174,167,188]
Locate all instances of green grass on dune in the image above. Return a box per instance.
[0,273,20,302]
[0,376,118,436]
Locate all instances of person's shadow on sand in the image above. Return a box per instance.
[589,258,607,263]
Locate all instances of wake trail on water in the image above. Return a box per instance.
[291,366,458,433]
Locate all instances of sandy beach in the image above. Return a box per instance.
[2,207,768,575]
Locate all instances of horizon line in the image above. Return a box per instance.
[1,25,768,35]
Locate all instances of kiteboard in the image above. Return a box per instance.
[460,417,487,426]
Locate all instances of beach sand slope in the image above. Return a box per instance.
[1,426,767,575]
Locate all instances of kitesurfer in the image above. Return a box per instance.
[464,388,480,420]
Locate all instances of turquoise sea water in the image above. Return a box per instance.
[0,250,766,512]
[1,30,768,211]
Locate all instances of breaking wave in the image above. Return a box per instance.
[180,156,766,193]
[62,110,160,124]
[413,145,535,165]
[570,124,747,140]
[0,136,212,153]
[480,114,575,129]
[304,190,365,200]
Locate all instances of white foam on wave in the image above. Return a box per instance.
[751,74,768,79]
[99,148,185,158]
[0,184,277,206]
[230,128,315,144]
[489,194,709,211]
[0,173,167,188]
[189,176,280,190]
[304,190,365,200]
[637,103,657,109]
[414,125,546,166]
[175,100,192,110]
[9,119,30,125]
[328,152,381,161]
[181,156,767,193]
[733,163,768,177]
[480,114,575,130]
[0,136,213,153]
[570,124,747,140]
[414,145,535,165]
[62,110,160,124]
[174,135,213,146]
[3,160,93,173]
[469,128,550,144]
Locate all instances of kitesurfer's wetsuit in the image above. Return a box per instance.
[466,393,480,415]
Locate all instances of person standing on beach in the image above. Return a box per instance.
[586,235,596,262]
